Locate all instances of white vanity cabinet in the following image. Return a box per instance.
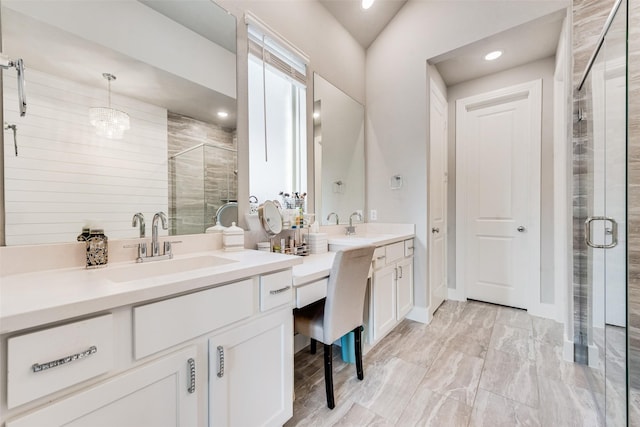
[6,346,198,427]
[370,239,414,343]
[209,270,294,427]
[209,308,293,427]
[2,267,296,427]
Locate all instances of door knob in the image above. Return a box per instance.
[517,226,526,232]
[431,227,440,234]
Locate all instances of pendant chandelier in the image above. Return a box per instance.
[89,73,130,139]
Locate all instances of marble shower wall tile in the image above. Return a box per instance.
[628,0,640,394]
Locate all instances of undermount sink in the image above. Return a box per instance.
[106,255,237,283]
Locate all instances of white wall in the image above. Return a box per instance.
[366,0,568,312]
[3,69,168,245]
[447,56,557,305]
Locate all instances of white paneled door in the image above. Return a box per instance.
[428,80,448,316]
[456,80,541,309]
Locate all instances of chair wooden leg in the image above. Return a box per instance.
[323,344,335,409]
[310,338,317,354]
[354,326,364,380]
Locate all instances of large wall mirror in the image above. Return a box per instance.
[313,73,364,225]
[1,0,237,245]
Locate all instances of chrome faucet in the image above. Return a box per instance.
[346,211,362,235]
[132,212,145,238]
[151,212,168,257]
[327,212,339,225]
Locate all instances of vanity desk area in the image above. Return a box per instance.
[292,223,415,350]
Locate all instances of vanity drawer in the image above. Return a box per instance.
[260,269,293,311]
[385,242,405,264]
[295,278,328,308]
[404,239,414,257]
[134,279,254,359]
[372,246,387,270]
[7,314,114,409]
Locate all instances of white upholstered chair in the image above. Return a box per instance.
[293,244,375,409]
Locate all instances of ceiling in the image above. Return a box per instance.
[320,1,565,86]
[319,0,407,49]
[430,9,566,86]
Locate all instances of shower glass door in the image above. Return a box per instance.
[578,1,628,425]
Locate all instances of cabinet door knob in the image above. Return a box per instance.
[217,346,225,378]
[517,226,526,232]
[187,358,196,394]
[431,227,439,234]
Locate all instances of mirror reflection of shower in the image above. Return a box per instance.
[168,112,237,235]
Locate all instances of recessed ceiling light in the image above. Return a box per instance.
[217,111,229,118]
[484,50,503,61]
[362,0,375,10]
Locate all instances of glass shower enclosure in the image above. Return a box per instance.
[574,0,628,424]
[169,143,238,235]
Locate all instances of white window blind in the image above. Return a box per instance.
[246,15,308,86]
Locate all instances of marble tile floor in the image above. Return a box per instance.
[285,300,610,427]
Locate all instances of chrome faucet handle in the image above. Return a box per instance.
[132,212,145,238]
[123,242,148,262]
[163,240,182,257]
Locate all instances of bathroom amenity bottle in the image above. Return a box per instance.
[86,229,108,268]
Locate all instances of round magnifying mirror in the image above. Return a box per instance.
[258,200,282,236]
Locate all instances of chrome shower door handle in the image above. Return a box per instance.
[585,216,618,248]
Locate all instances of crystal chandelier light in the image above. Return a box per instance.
[89,73,130,139]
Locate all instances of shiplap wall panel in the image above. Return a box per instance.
[3,68,168,245]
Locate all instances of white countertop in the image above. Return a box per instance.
[292,252,335,286]
[0,249,302,335]
[0,224,415,335]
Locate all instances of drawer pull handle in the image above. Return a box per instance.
[187,358,196,393]
[376,255,386,260]
[32,346,97,373]
[407,246,414,250]
[217,346,225,378]
[270,286,291,295]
